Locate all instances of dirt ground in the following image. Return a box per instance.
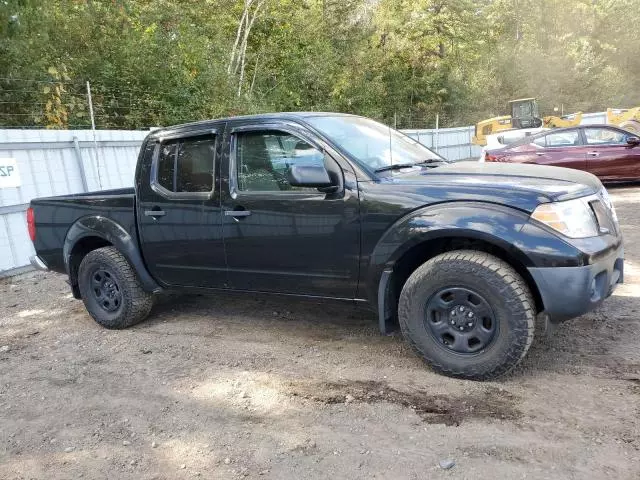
[1,188,639,480]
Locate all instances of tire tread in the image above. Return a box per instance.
[78,246,153,329]
[398,250,535,380]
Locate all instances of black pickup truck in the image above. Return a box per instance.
[28,113,623,380]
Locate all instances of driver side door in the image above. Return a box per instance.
[583,126,639,181]
[220,122,361,298]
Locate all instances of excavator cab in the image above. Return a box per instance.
[509,98,543,129]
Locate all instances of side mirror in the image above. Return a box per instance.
[286,165,334,188]
[627,136,640,146]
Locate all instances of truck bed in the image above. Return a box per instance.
[30,188,137,274]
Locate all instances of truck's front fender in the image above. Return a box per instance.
[365,201,586,333]
[63,215,161,293]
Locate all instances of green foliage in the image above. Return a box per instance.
[1,0,639,129]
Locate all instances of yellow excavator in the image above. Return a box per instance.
[607,107,640,134]
[472,98,582,146]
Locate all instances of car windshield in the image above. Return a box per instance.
[306,115,446,171]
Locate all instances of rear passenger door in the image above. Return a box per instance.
[137,127,227,288]
[533,129,587,171]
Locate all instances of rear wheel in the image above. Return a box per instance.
[78,246,153,329]
[398,250,535,380]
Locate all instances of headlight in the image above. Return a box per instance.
[531,198,599,238]
[599,187,618,222]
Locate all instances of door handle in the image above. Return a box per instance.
[225,210,252,217]
[587,151,599,157]
[535,152,545,156]
[144,209,166,218]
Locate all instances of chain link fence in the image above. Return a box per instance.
[0,77,174,130]
[0,77,459,131]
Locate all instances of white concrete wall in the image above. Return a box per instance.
[403,126,480,161]
[0,129,148,275]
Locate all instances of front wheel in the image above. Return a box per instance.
[78,246,154,329]
[398,250,535,380]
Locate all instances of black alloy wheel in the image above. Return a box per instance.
[425,287,497,354]
[90,268,123,313]
[78,246,154,329]
[398,250,535,380]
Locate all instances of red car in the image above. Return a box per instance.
[484,125,640,182]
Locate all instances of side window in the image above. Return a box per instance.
[532,136,546,147]
[157,142,178,191]
[584,128,627,145]
[235,130,325,192]
[545,130,580,147]
[155,136,215,194]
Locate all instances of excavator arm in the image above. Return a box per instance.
[608,107,640,134]
[543,112,582,128]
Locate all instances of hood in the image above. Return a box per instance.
[379,161,601,212]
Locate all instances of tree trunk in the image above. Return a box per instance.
[228,0,251,75]
[248,51,261,98]
[236,0,264,97]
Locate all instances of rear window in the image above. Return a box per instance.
[156,136,216,194]
[532,136,546,147]
[545,130,580,147]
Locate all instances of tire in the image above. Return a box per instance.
[619,120,640,135]
[398,250,535,380]
[78,246,154,329]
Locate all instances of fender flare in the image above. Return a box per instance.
[369,201,542,334]
[63,215,161,293]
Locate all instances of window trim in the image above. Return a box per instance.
[229,123,332,198]
[150,129,218,200]
[157,127,217,143]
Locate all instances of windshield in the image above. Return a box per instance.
[306,115,446,171]
[512,101,539,119]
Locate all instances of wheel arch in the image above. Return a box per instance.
[67,235,113,298]
[63,215,161,297]
[376,233,544,335]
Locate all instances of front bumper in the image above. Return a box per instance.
[29,255,49,271]
[528,243,623,323]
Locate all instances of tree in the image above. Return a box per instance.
[1,0,639,129]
